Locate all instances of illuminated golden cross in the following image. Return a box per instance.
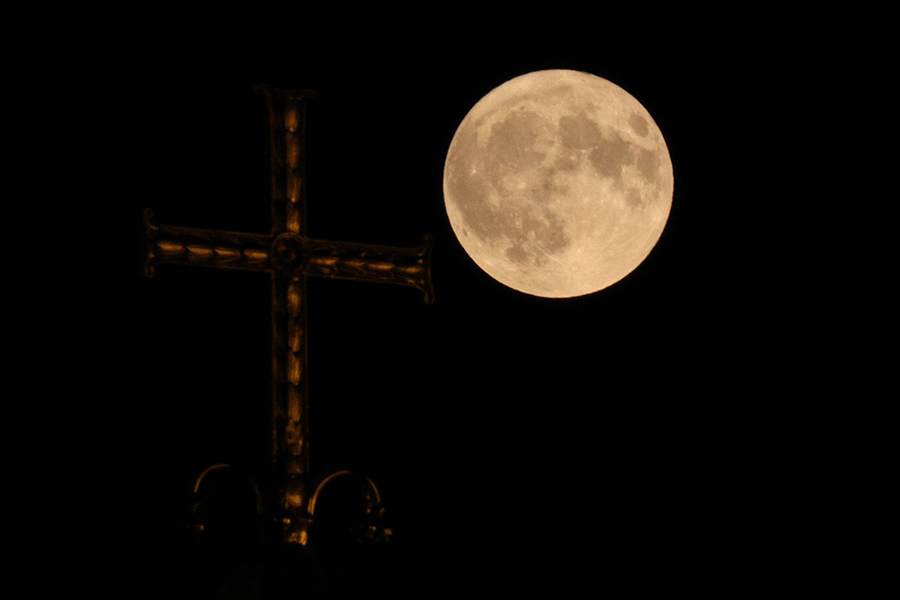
[143,85,433,545]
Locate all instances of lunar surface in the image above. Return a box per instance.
[443,69,673,297]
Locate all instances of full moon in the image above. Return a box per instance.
[443,69,673,297]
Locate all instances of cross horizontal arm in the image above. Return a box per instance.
[143,209,434,303]
[143,209,271,276]
[304,235,434,304]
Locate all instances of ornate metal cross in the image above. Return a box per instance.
[143,85,433,546]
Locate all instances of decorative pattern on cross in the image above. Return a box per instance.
[143,85,433,545]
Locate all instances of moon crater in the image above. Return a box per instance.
[444,70,673,297]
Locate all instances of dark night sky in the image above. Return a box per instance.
[32,8,892,598]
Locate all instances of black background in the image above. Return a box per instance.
[28,7,892,598]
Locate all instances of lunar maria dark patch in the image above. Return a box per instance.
[629,112,650,137]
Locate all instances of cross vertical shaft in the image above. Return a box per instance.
[260,86,314,544]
